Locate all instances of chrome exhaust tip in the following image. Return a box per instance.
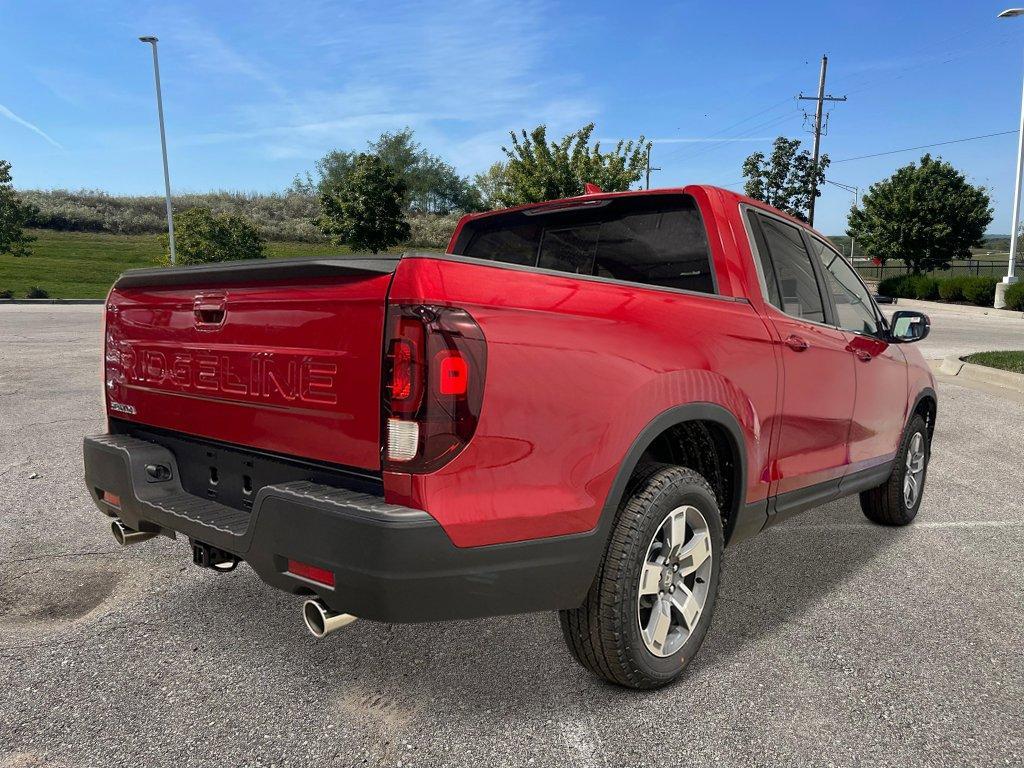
[111,518,157,546]
[302,598,357,638]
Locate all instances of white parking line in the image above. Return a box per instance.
[766,519,1024,532]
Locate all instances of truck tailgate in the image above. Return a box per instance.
[103,258,398,471]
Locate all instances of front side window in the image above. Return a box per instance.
[754,214,825,323]
[453,195,716,294]
[809,238,879,335]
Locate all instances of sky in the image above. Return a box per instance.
[3,0,1024,235]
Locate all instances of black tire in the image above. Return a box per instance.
[559,465,724,689]
[859,414,930,526]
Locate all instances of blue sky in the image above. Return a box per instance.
[2,0,1024,234]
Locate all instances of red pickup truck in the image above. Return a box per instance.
[84,186,936,688]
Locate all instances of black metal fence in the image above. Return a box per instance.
[854,259,1020,282]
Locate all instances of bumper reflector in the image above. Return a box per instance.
[287,559,335,588]
[102,491,121,508]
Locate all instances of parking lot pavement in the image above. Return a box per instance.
[895,299,1024,361]
[1,305,1022,768]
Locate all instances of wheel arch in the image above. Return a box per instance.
[599,402,748,546]
[910,386,938,441]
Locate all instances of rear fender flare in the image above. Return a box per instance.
[593,402,748,548]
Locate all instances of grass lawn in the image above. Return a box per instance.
[0,230,355,300]
[963,351,1024,374]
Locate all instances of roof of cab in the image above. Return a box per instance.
[456,184,831,243]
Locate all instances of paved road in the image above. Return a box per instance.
[892,298,1024,360]
[1,305,1022,768]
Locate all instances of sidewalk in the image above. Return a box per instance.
[887,296,1024,320]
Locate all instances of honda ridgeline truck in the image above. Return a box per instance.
[84,186,936,688]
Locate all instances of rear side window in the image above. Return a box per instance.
[810,237,880,336]
[453,195,716,294]
[752,213,825,323]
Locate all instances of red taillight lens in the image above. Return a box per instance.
[437,352,469,396]
[102,491,121,508]
[382,305,486,473]
[287,559,335,588]
[389,339,414,400]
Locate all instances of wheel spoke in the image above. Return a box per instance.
[904,472,918,505]
[645,597,673,652]
[676,530,711,576]
[670,584,701,630]
[639,561,662,596]
[665,508,688,556]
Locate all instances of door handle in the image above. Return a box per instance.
[784,334,809,352]
[193,293,227,328]
[853,348,872,362]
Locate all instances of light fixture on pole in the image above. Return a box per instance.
[995,8,1024,307]
[139,35,176,265]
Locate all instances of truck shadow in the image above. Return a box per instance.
[705,495,902,664]
[184,495,901,719]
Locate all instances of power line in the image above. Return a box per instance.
[832,130,1018,163]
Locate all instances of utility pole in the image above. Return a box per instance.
[798,55,846,227]
[645,145,661,190]
[139,35,176,265]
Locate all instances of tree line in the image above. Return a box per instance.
[0,124,996,271]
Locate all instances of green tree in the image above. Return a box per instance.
[741,137,828,222]
[473,161,509,209]
[302,128,480,214]
[166,207,266,266]
[497,123,649,206]
[317,153,410,253]
[847,154,992,273]
[0,159,37,257]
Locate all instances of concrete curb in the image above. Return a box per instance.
[941,354,1024,390]
[0,298,104,305]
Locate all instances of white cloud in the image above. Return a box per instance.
[159,0,599,172]
[0,103,63,149]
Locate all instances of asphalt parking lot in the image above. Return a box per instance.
[1,304,1022,768]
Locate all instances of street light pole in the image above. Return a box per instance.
[139,35,175,265]
[996,9,1024,307]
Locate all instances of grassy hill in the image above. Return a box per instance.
[0,230,350,300]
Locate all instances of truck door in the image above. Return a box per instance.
[806,235,908,469]
[745,211,856,507]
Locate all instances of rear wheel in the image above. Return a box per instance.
[559,465,724,689]
[859,414,930,526]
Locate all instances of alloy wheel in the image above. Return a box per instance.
[903,432,926,508]
[636,504,713,658]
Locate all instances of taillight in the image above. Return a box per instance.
[382,304,486,472]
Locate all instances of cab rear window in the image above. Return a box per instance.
[452,194,716,294]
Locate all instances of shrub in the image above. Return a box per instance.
[877,275,911,298]
[26,286,49,298]
[877,274,937,300]
[961,276,997,306]
[21,188,323,241]
[1004,281,1024,311]
[406,213,460,249]
[938,275,968,302]
[909,275,939,300]
[167,207,265,266]
[0,288,13,298]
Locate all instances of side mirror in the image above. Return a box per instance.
[889,310,930,343]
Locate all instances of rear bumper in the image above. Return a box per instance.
[83,433,600,622]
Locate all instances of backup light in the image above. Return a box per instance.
[387,418,420,462]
